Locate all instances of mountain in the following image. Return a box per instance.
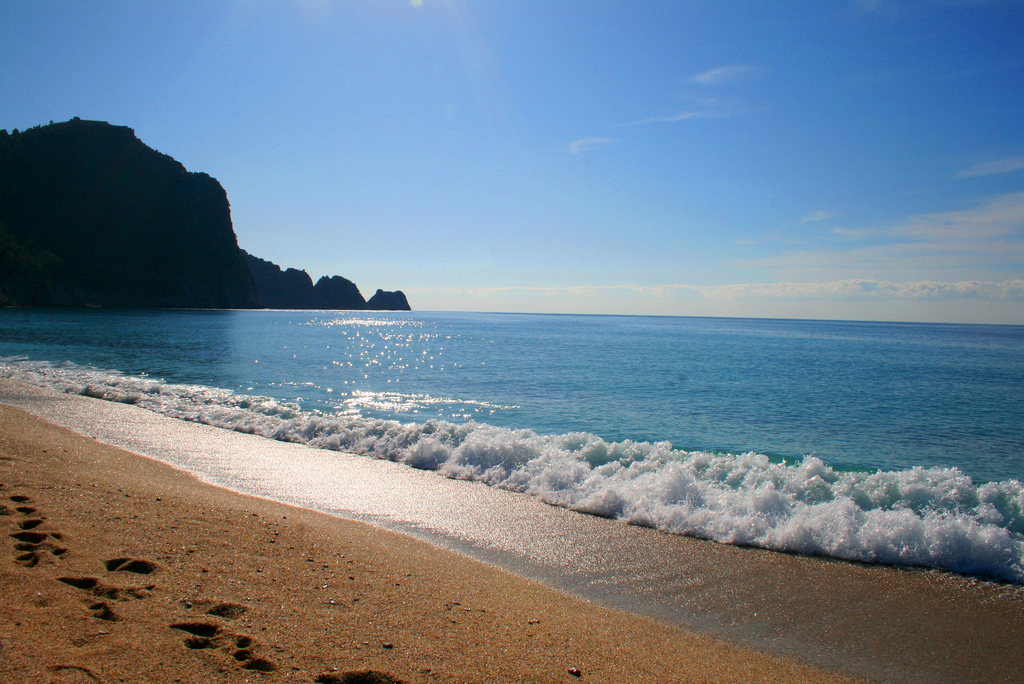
[0,119,258,308]
[0,118,411,311]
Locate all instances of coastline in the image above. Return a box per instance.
[0,402,856,683]
[2,378,1023,682]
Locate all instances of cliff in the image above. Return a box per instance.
[243,251,323,309]
[314,275,366,310]
[0,119,411,311]
[0,119,259,308]
[243,251,410,311]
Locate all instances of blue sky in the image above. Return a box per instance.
[2,0,1022,323]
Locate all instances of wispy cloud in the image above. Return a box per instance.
[634,109,721,125]
[686,279,1024,301]
[831,227,869,239]
[413,279,1024,302]
[628,63,767,126]
[737,191,1024,283]
[892,190,1024,240]
[802,210,837,223]
[567,137,616,154]
[955,155,1024,179]
[630,98,770,126]
[687,65,759,85]
[856,0,1013,19]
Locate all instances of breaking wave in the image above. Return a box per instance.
[5,358,1023,583]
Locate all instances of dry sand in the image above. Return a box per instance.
[0,403,861,684]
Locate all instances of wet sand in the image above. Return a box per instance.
[0,402,857,683]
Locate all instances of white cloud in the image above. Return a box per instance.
[636,110,717,125]
[628,65,765,126]
[688,65,758,85]
[405,194,1023,323]
[742,237,1023,285]
[741,191,1024,283]
[631,99,770,126]
[413,279,1024,303]
[687,279,1024,301]
[567,137,616,154]
[955,155,1024,179]
[831,227,868,239]
[802,210,837,223]
[892,190,1024,240]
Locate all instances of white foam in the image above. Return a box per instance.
[5,359,1022,583]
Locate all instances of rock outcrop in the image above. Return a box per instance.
[243,252,410,311]
[243,251,321,309]
[314,275,365,310]
[366,289,411,311]
[0,119,411,311]
[0,119,259,308]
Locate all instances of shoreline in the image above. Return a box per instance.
[2,381,1023,682]
[0,402,857,683]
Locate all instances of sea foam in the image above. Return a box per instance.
[5,359,1023,583]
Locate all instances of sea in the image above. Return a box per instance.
[1,308,1022,587]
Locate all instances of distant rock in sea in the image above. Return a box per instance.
[0,118,411,311]
[366,289,411,311]
[314,275,366,310]
[242,251,409,310]
[244,251,398,310]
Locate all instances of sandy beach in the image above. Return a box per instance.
[0,401,865,684]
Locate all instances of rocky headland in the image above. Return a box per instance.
[243,251,409,311]
[0,119,409,311]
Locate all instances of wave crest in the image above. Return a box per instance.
[5,359,1022,583]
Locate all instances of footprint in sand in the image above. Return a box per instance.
[57,557,159,599]
[59,560,157,621]
[170,619,275,672]
[13,541,66,568]
[205,602,248,620]
[6,495,68,567]
[58,575,154,601]
[88,601,120,621]
[3,495,153,627]
[1,503,39,517]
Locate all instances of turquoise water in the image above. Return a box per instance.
[2,309,1023,581]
